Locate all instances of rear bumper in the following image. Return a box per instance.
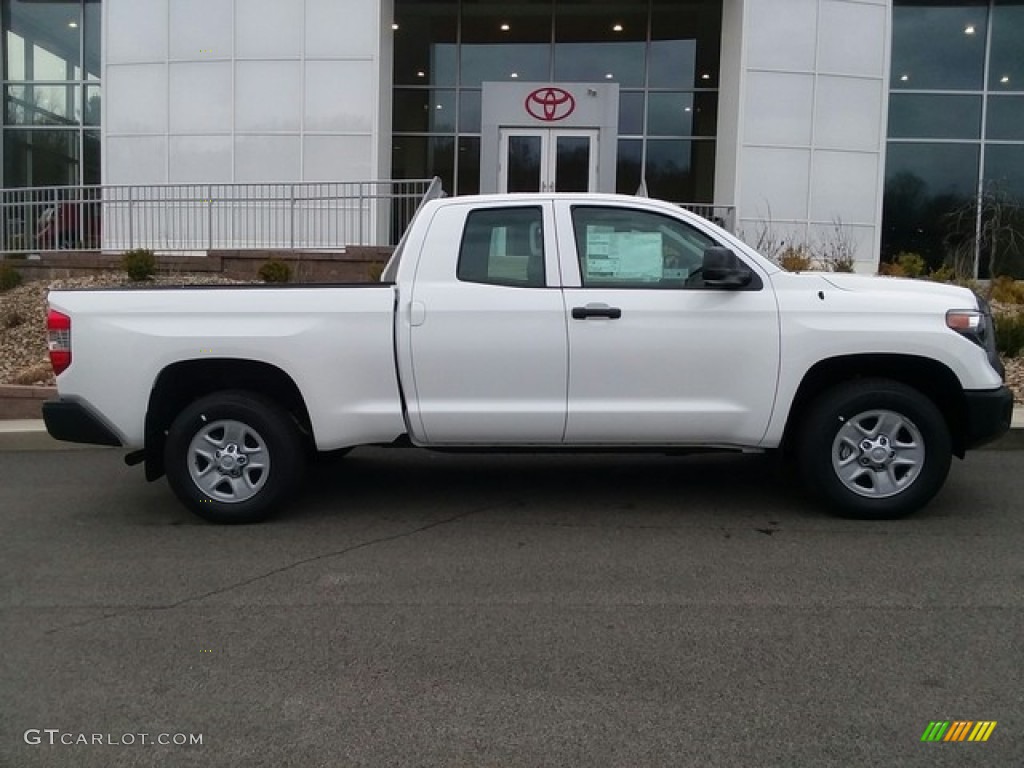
[963,386,1014,450]
[42,399,122,447]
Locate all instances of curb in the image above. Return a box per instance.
[3,411,1023,452]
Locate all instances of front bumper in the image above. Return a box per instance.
[42,399,123,447]
[963,386,1014,450]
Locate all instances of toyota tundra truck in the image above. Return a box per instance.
[42,193,1013,523]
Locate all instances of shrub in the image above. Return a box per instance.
[993,312,1024,357]
[928,264,956,283]
[0,263,23,290]
[121,248,157,281]
[2,308,25,328]
[258,259,292,283]
[989,275,1024,305]
[877,261,906,277]
[778,245,814,272]
[894,251,927,278]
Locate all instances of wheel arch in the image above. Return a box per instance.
[781,354,969,458]
[144,358,313,480]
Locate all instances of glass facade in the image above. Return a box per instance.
[884,0,1024,276]
[392,0,721,200]
[1,0,100,187]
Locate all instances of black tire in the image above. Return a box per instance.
[797,378,952,519]
[164,390,304,524]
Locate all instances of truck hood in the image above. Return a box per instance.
[817,273,979,307]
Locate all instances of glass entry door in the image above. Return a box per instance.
[499,129,598,193]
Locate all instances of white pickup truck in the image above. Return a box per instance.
[43,193,1012,523]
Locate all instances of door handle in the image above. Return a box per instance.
[571,305,622,320]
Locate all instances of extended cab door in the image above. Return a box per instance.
[402,200,568,444]
[555,201,781,445]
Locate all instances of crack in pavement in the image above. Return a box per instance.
[43,500,513,636]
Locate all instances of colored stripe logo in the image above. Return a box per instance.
[921,721,997,742]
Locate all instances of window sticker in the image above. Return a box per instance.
[584,225,663,282]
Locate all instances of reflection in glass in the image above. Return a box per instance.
[83,127,99,183]
[554,42,644,86]
[3,129,79,187]
[393,2,457,86]
[460,1,551,87]
[458,137,480,196]
[986,95,1024,140]
[888,94,981,140]
[982,145,1024,276]
[393,89,456,133]
[647,93,718,138]
[83,84,100,126]
[3,0,82,81]
[652,0,720,88]
[459,90,481,133]
[5,84,81,125]
[84,0,100,80]
[645,139,715,202]
[891,3,987,90]
[555,135,591,192]
[460,44,549,87]
[507,135,542,192]
[616,139,642,194]
[882,143,980,267]
[392,136,454,194]
[989,1,1024,90]
[985,144,1024,199]
[618,92,644,135]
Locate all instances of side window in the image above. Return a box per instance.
[457,207,546,288]
[571,206,716,289]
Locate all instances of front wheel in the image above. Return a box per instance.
[165,391,303,523]
[797,379,952,519]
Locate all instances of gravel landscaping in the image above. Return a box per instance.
[1,274,1022,403]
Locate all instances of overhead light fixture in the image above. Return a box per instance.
[500,23,510,31]
[612,24,623,32]
[391,23,399,30]
[900,74,909,81]
[510,72,518,79]
[684,107,692,112]
[68,21,78,28]
[605,73,613,79]
[416,70,425,78]
[964,24,975,35]
[700,73,711,80]
[1001,75,1010,83]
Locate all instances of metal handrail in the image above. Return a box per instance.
[0,178,436,254]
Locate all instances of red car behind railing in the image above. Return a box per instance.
[35,202,101,250]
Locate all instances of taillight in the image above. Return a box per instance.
[47,309,71,375]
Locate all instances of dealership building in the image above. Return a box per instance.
[2,0,1023,273]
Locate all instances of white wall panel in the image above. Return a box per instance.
[306,0,377,59]
[810,151,879,224]
[106,136,167,183]
[305,61,375,132]
[235,0,303,59]
[105,65,168,134]
[106,0,168,63]
[813,76,883,151]
[235,135,301,181]
[818,1,886,78]
[740,148,811,221]
[235,61,302,132]
[169,63,232,134]
[744,72,814,147]
[169,136,233,183]
[744,0,818,72]
[303,136,373,181]
[170,0,233,60]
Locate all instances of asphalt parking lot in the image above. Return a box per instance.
[1,445,1021,767]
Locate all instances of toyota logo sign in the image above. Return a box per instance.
[525,87,576,122]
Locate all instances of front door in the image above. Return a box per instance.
[499,129,598,193]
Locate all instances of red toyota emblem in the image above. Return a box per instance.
[525,87,576,122]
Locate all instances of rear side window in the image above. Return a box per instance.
[457,207,546,287]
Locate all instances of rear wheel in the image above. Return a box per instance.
[797,379,952,519]
[165,391,303,523]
